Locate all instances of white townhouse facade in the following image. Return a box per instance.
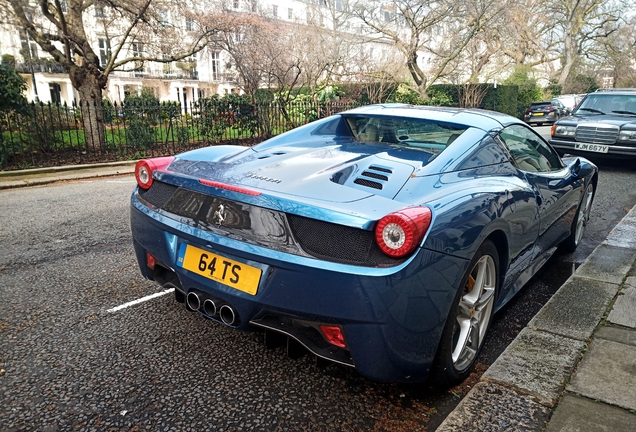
[0,0,393,106]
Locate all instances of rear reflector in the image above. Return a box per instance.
[320,325,346,348]
[199,179,261,196]
[146,252,156,270]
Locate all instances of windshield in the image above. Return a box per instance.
[344,116,468,159]
[574,94,636,116]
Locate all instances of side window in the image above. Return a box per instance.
[498,125,563,172]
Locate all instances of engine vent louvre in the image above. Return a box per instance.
[361,170,389,181]
[354,178,383,189]
[353,165,393,190]
[369,165,392,174]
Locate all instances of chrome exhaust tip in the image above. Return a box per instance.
[219,305,236,326]
[186,292,201,311]
[202,299,217,317]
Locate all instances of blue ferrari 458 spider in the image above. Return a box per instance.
[130,104,597,385]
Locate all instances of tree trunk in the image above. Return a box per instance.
[558,33,577,86]
[70,69,107,153]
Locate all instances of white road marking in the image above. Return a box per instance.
[107,288,175,313]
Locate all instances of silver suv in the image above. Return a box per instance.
[549,89,636,157]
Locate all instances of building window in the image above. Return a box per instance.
[185,17,194,31]
[233,0,239,8]
[210,51,220,81]
[94,2,105,17]
[162,53,173,74]
[131,42,145,72]
[288,8,293,19]
[131,42,144,58]
[19,30,39,60]
[98,38,111,67]
[49,83,61,104]
[335,0,343,11]
[272,5,278,17]
[251,0,257,12]
[158,9,169,26]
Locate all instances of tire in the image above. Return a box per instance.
[431,240,499,386]
[562,182,594,252]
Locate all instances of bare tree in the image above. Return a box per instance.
[603,16,636,87]
[457,83,490,108]
[350,0,504,98]
[202,10,280,98]
[497,0,558,67]
[5,0,212,150]
[544,0,626,86]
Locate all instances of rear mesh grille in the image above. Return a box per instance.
[575,125,619,144]
[138,182,178,208]
[287,214,404,267]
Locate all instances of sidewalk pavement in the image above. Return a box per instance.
[438,204,636,431]
[2,163,635,430]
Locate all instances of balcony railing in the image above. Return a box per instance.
[111,69,200,81]
[15,62,67,74]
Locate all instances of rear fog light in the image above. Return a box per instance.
[320,325,346,348]
[146,252,156,270]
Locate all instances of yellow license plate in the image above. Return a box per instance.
[532,112,544,116]
[177,244,262,295]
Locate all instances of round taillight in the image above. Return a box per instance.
[135,157,175,190]
[375,207,432,258]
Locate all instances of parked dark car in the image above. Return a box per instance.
[549,89,636,158]
[130,104,597,385]
[523,99,568,125]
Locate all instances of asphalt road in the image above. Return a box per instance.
[1,151,635,431]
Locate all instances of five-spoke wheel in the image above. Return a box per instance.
[432,240,499,385]
[563,182,595,252]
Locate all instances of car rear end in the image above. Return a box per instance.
[129,151,468,383]
[523,101,560,125]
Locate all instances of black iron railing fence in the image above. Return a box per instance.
[0,100,359,170]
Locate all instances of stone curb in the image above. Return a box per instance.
[436,203,636,431]
[0,161,137,190]
[0,160,137,178]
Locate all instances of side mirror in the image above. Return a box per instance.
[571,158,581,177]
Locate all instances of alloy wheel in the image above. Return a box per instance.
[574,184,594,246]
[451,255,496,371]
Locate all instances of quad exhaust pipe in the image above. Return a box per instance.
[219,305,237,326]
[184,290,238,326]
[203,299,217,317]
[186,291,201,311]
